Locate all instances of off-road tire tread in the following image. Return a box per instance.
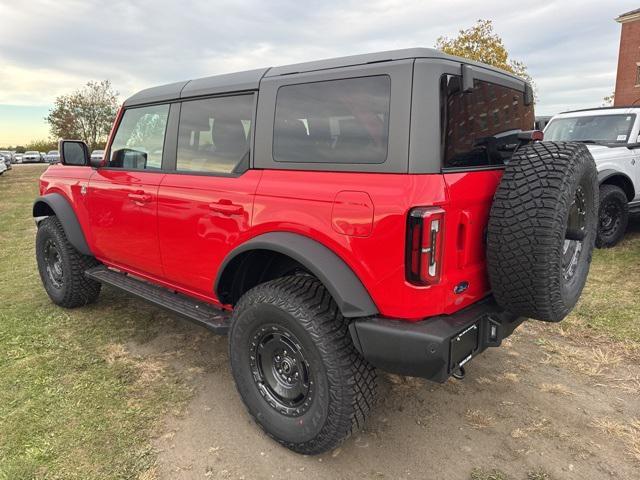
[36,216,101,307]
[230,275,377,455]
[487,141,597,321]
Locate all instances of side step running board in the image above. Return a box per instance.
[629,201,640,215]
[85,266,231,334]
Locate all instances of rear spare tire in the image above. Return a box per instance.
[487,141,598,322]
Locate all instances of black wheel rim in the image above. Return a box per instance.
[563,185,586,281]
[599,199,621,237]
[249,324,313,417]
[44,239,64,289]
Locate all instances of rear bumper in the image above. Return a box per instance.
[349,297,525,382]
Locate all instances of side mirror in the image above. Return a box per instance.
[626,142,640,149]
[59,140,90,166]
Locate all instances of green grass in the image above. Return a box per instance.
[564,220,640,342]
[470,468,510,480]
[0,166,191,479]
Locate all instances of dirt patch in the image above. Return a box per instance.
[123,316,640,480]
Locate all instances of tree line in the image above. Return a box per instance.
[1,80,119,152]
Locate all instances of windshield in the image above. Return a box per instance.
[544,114,636,144]
[25,151,39,155]
[48,151,59,155]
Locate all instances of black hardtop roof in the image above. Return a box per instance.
[124,47,526,107]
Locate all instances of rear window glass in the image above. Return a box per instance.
[441,75,534,169]
[177,94,253,175]
[273,76,391,164]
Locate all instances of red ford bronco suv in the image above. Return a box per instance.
[34,48,598,455]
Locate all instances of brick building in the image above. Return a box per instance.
[614,8,640,106]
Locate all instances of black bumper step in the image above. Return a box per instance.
[85,266,231,334]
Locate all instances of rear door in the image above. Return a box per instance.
[157,93,261,299]
[88,104,170,276]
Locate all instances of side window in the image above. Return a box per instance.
[177,94,253,174]
[441,75,535,169]
[109,104,169,170]
[273,76,391,164]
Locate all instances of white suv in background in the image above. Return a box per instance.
[544,107,640,247]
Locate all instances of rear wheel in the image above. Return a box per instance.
[36,216,101,307]
[228,275,377,455]
[596,184,628,248]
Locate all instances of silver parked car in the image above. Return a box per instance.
[22,151,42,163]
[45,150,60,164]
[90,149,105,163]
[0,151,13,170]
[14,153,23,163]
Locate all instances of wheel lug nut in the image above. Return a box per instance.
[278,369,282,374]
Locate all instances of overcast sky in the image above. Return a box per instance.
[0,0,636,146]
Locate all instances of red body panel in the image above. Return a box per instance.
[39,163,501,321]
[87,170,165,277]
[39,166,95,246]
[156,171,263,299]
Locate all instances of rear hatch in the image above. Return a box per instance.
[437,73,535,313]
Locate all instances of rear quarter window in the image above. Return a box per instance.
[273,75,391,164]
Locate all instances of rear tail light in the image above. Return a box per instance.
[406,207,445,285]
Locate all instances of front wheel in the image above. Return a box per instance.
[228,276,377,455]
[36,216,101,307]
[596,184,629,248]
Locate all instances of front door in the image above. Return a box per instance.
[88,104,170,277]
[157,94,260,299]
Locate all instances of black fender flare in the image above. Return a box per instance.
[33,193,92,255]
[597,168,632,184]
[597,169,635,200]
[215,232,378,318]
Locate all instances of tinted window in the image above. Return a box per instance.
[544,114,636,144]
[441,76,534,169]
[109,104,169,169]
[177,95,253,174]
[273,76,391,164]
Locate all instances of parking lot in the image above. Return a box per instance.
[0,164,638,480]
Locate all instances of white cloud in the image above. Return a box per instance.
[0,0,636,116]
